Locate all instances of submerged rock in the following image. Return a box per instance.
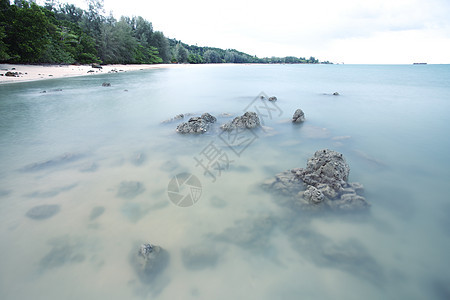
[176,113,217,134]
[102,82,111,87]
[292,109,305,123]
[117,181,145,199]
[131,243,169,284]
[161,114,185,124]
[89,206,105,221]
[26,204,60,220]
[263,149,369,211]
[181,245,219,270]
[21,153,83,172]
[220,111,261,131]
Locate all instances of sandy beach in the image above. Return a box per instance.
[0,63,176,84]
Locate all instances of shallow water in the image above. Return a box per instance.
[1,64,450,299]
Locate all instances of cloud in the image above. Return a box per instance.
[44,0,450,63]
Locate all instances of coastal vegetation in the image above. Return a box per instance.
[0,0,331,65]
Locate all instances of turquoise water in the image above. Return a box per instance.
[0,64,449,299]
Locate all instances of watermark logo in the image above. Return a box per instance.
[167,173,202,207]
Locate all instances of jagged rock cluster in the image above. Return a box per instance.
[176,113,217,134]
[263,149,369,211]
[173,111,261,133]
[220,112,260,131]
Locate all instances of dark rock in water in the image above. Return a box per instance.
[292,109,305,123]
[102,82,111,87]
[268,96,277,101]
[21,153,83,172]
[263,149,369,211]
[181,245,219,270]
[0,190,11,197]
[26,183,77,198]
[220,111,261,131]
[287,225,384,285]
[176,113,216,134]
[333,92,340,96]
[117,181,145,199]
[201,112,217,123]
[89,206,105,221]
[131,243,170,284]
[214,216,274,250]
[177,117,209,133]
[40,239,85,269]
[26,204,60,220]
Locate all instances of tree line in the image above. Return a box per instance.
[0,0,331,65]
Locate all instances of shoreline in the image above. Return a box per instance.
[0,63,178,84]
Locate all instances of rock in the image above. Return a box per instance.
[117,181,145,199]
[303,186,324,204]
[91,63,102,69]
[161,114,184,124]
[268,96,277,101]
[302,149,349,184]
[263,149,369,211]
[131,243,169,284]
[177,117,209,133]
[102,82,111,87]
[87,70,94,73]
[26,204,60,220]
[201,112,217,123]
[333,92,340,96]
[5,71,18,77]
[176,113,217,134]
[220,111,261,131]
[21,153,84,172]
[89,206,105,221]
[181,245,219,270]
[292,109,305,123]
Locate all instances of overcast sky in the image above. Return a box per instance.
[41,0,450,64]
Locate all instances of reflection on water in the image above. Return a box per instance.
[1,65,450,299]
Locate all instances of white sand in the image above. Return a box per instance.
[0,63,177,84]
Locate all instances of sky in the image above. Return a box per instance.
[39,0,450,64]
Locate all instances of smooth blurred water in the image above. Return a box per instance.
[0,64,449,300]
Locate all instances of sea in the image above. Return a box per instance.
[0,64,449,300]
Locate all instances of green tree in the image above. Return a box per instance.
[151,31,170,63]
[203,49,221,63]
[6,2,51,62]
[175,43,187,63]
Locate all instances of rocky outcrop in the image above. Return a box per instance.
[131,243,169,284]
[176,113,217,134]
[220,111,260,131]
[292,109,305,123]
[263,149,369,211]
[5,71,19,77]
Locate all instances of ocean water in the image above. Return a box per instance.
[0,64,449,299]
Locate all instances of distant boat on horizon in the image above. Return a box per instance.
[413,62,427,65]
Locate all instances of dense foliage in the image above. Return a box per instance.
[0,0,331,64]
